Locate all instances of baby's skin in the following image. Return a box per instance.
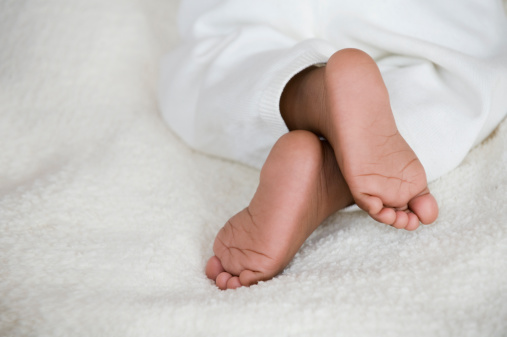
[206,49,439,290]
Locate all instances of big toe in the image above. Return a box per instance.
[408,191,439,225]
[205,256,225,280]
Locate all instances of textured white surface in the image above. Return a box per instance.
[1,1,506,336]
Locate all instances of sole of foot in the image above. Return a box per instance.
[205,130,353,289]
[323,48,438,230]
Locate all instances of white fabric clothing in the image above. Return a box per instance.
[159,0,507,182]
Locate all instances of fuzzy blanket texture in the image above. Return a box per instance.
[1,1,506,336]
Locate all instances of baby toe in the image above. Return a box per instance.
[355,193,384,216]
[405,212,420,231]
[370,207,396,225]
[205,256,225,280]
[392,211,409,229]
[226,276,242,289]
[408,191,439,225]
[216,272,233,290]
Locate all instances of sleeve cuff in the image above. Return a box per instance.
[258,39,336,138]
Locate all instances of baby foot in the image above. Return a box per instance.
[205,131,353,289]
[324,49,438,230]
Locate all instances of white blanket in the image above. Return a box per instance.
[1,1,506,336]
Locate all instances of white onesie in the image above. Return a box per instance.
[159,0,507,182]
